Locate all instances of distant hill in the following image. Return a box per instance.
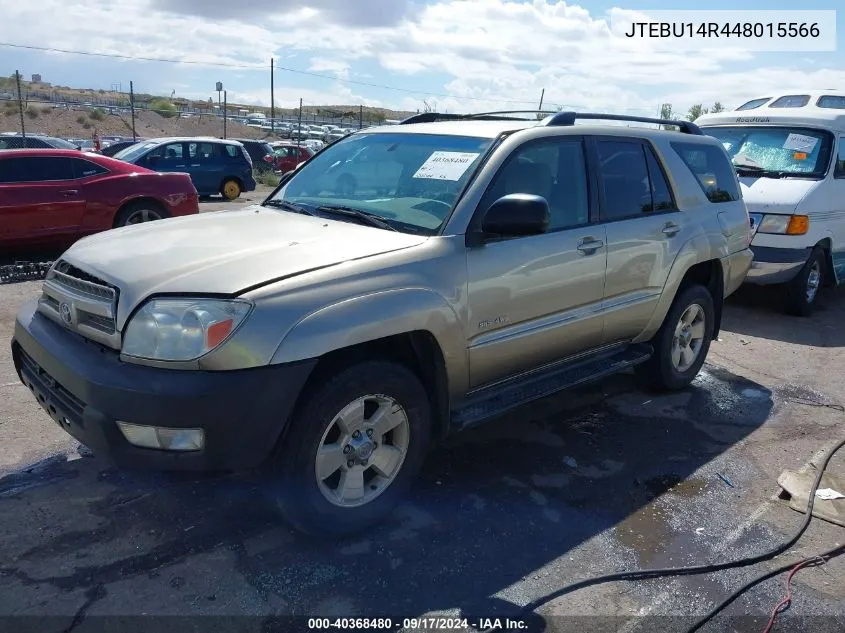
[0,74,416,139]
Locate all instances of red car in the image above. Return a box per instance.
[0,149,199,250]
[272,143,312,173]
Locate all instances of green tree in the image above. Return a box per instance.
[659,103,673,120]
[711,102,725,113]
[149,98,177,118]
[687,104,708,121]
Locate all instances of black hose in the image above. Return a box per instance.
[506,436,845,630]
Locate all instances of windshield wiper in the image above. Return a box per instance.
[263,199,318,216]
[315,205,398,232]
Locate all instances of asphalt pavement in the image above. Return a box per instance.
[1,265,844,632]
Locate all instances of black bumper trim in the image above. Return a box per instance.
[12,299,316,471]
[750,245,812,264]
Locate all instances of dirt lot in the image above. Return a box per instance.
[1,264,844,631]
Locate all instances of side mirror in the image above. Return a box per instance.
[478,194,550,240]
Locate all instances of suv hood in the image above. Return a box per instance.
[62,205,427,326]
[739,177,818,215]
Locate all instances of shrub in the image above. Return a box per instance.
[82,121,92,129]
[255,171,281,187]
[149,98,177,118]
[40,105,51,114]
[25,105,38,119]
[89,108,106,121]
[76,115,87,124]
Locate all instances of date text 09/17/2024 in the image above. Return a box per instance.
[307,617,528,631]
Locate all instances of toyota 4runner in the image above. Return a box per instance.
[11,111,753,536]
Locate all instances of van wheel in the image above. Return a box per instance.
[221,179,241,200]
[271,361,431,537]
[636,284,714,391]
[785,247,824,317]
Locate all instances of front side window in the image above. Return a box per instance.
[0,156,75,183]
[272,132,493,234]
[671,142,741,203]
[703,126,833,179]
[835,138,845,178]
[481,138,589,231]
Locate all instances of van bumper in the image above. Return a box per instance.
[11,300,316,472]
[745,246,810,285]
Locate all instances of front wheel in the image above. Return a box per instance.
[784,247,824,317]
[271,361,431,537]
[636,284,714,391]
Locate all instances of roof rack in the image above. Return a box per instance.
[545,111,703,135]
[399,110,559,125]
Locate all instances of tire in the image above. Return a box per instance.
[221,179,242,201]
[114,200,169,227]
[271,360,432,537]
[636,284,715,391]
[784,247,824,317]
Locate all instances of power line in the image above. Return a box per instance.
[0,41,659,112]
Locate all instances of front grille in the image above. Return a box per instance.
[38,260,121,349]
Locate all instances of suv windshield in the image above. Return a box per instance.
[703,126,833,179]
[269,132,493,234]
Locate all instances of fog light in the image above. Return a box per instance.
[116,422,204,452]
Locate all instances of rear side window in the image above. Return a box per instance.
[817,95,845,109]
[188,142,217,162]
[71,159,108,178]
[736,98,770,111]
[0,156,75,183]
[595,139,675,220]
[671,142,740,203]
[769,95,810,108]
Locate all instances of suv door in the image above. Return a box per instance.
[141,141,187,175]
[465,136,607,388]
[0,155,85,247]
[591,137,689,344]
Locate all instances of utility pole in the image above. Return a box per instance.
[223,91,228,139]
[538,88,545,112]
[297,97,303,150]
[15,70,25,145]
[270,58,275,136]
[129,81,137,141]
[359,104,363,130]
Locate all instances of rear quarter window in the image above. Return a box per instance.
[671,142,740,203]
[224,145,240,158]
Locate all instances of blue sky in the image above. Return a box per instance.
[1,0,843,114]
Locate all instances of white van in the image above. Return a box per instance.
[696,92,845,315]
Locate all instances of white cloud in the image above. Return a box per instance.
[1,0,840,114]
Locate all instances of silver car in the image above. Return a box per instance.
[12,111,752,536]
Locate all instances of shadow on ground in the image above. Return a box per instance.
[721,285,845,347]
[0,366,773,632]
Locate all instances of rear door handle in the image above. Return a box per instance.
[577,237,604,255]
[59,189,78,196]
[662,222,681,237]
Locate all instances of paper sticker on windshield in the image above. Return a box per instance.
[782,133,818,153]
[413,152,480,181]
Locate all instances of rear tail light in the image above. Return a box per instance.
[263,155,273,163]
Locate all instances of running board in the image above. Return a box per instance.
[451,343,653,431]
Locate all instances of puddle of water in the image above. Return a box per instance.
[741,388,768,399]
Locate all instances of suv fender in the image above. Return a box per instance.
[270,288,468,398]
[633,232,720,344]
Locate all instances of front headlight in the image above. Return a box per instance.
[122,298,252,361]
[757,214,809,235]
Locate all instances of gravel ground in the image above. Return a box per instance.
[1,262,844,632]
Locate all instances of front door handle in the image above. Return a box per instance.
[577,237,604,255]
[59,189,78,196]
[662,222,681,237]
